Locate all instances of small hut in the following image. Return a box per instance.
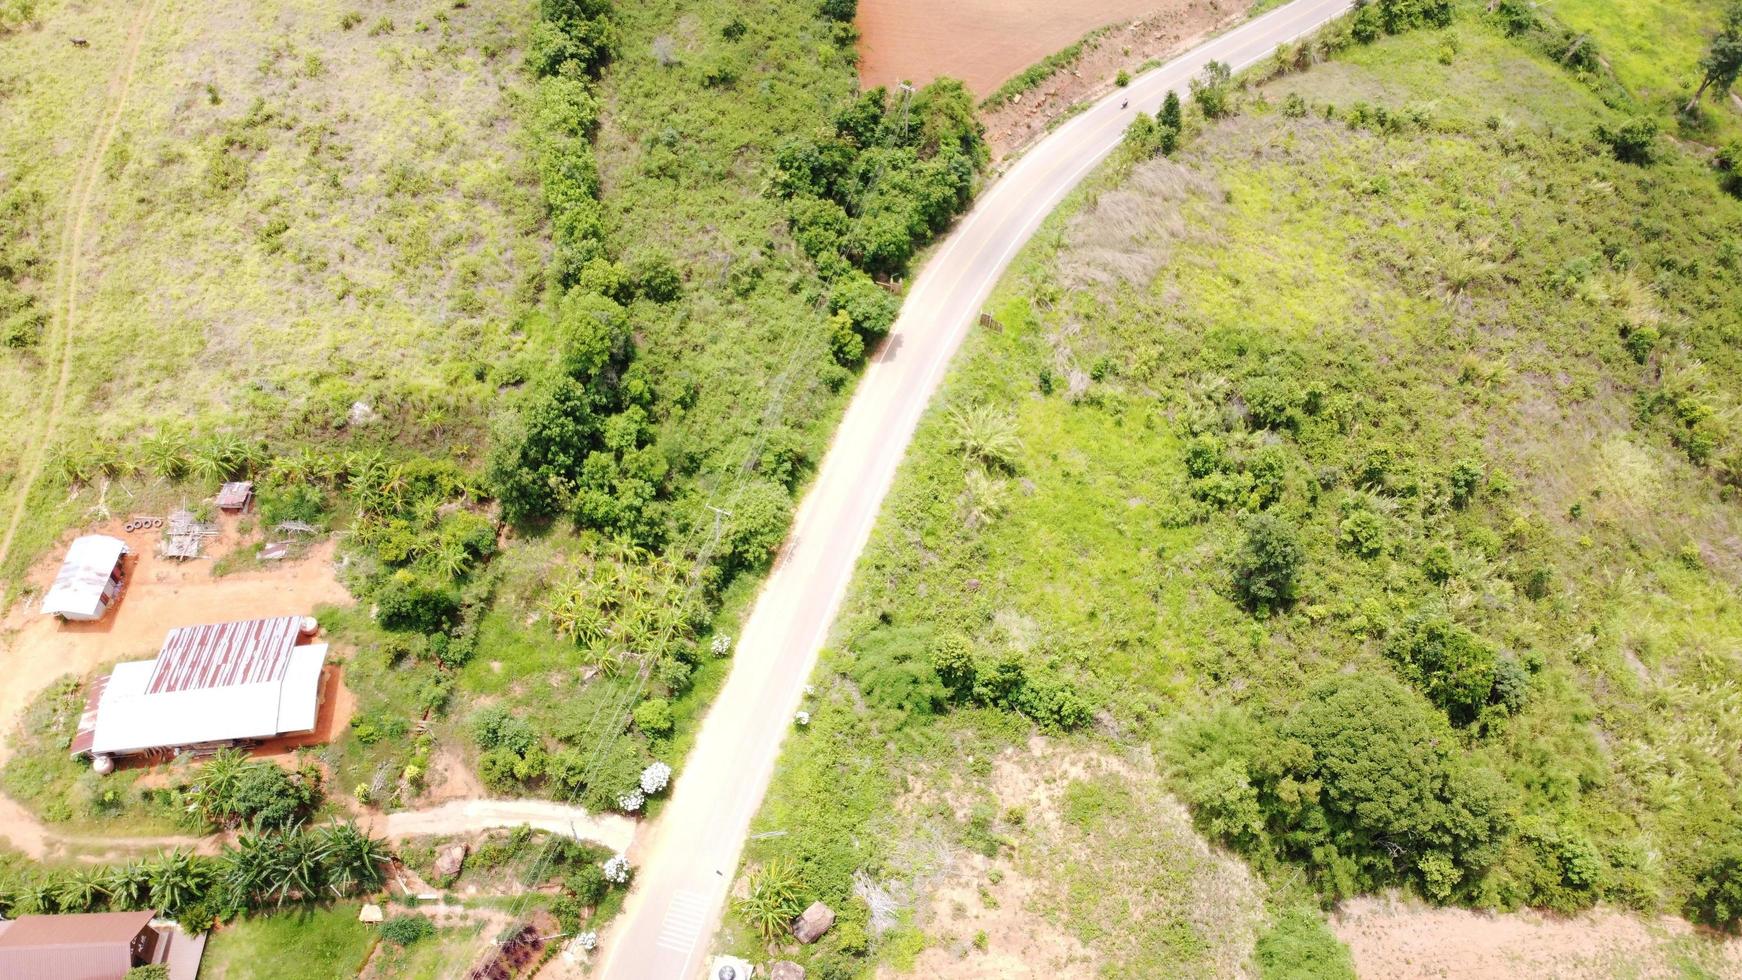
[215,481,254,512]
[40,535,128,621]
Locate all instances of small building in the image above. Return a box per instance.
[71,615,329,767]
[0,910,206,979]
[215,480,254,512]
[41,534,128,621]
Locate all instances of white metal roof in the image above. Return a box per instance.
[40,535,126,618]
[90,644,327,755]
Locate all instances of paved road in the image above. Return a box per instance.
[596,0,1353,975]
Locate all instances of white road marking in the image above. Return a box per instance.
[654,890,710,953]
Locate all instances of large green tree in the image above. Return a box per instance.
[1687,0,1742,112]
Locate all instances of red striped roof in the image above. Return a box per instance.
[146,615,303,694]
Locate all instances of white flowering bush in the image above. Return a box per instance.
[640,761,672,794]
[603,854,631,884]
[794,710,811,727]
[711,633,733,656]
[576,931,599,952]
[617,789,645,813]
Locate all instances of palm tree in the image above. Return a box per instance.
[736,858,805,942]
[191,749,250,826]
[959,468,1009,530]
[148,849,208,915]
[947,403,1020,470]
[187,438,231,484]
[57,867,109,913]
[269,825,324,905]
[102,861,151,910]
[318,823,393,896]
[139,431,189,481]
[222,830,275,908]
[17,874,63,915]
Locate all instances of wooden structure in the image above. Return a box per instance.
[160,509,220,560]
[215,480,254,511]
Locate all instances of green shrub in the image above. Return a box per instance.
[632,697,674,737]
[1255,908,1355,980]
[258,482,327,527]
[1384,615,1499,725]
[1596,117,1658,165]
[375,578,460,633]
[1689,844,1742,931]
[1230,513,1303,612]
[379,914,435,947]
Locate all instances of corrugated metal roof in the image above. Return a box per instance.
[40,535,126,619]
[0,910,154,980]
[146,616,302,694]
[215,481,253,509]
[89,645,328,757]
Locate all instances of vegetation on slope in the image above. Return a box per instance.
[734,1,1742,976]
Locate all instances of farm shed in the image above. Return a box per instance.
[71,615,329,766]
[40,534,129,621]
[0,910,206,980]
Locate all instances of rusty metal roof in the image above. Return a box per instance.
[145,615,303,694]
[215,481,253,509]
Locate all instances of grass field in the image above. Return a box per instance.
[733,5,1742,977]
[0,0,542,581]
[198,903,376,980]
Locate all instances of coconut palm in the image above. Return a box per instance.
[959,468,1009,530]
[221,830,275,908]
[736,857,805,942]
[189,749,250,826]
[187,437,232,484]
[268,825,324,905]
[15,875,62,915]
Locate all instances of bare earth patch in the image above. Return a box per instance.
[1333,895,1742,979]
[884,737,1264,978]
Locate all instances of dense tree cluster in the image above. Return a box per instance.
[1178,674,1514,902]
[770,79,986,362]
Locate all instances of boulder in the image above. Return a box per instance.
[792,901,835,944]
[769,962,806,980]
[433,842,468,881]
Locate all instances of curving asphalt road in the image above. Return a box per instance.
[596,0,1354,975]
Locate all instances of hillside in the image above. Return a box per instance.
[732,4,1742,978]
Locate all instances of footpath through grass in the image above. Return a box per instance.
[732,3,1742,978]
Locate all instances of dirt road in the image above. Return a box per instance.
[593,1,1355,976]
[368,800,636,853]
[0,794,633,863]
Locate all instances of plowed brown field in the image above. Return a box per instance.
[856,0,1204,95]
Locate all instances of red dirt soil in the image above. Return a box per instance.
[856,0,1219,96]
